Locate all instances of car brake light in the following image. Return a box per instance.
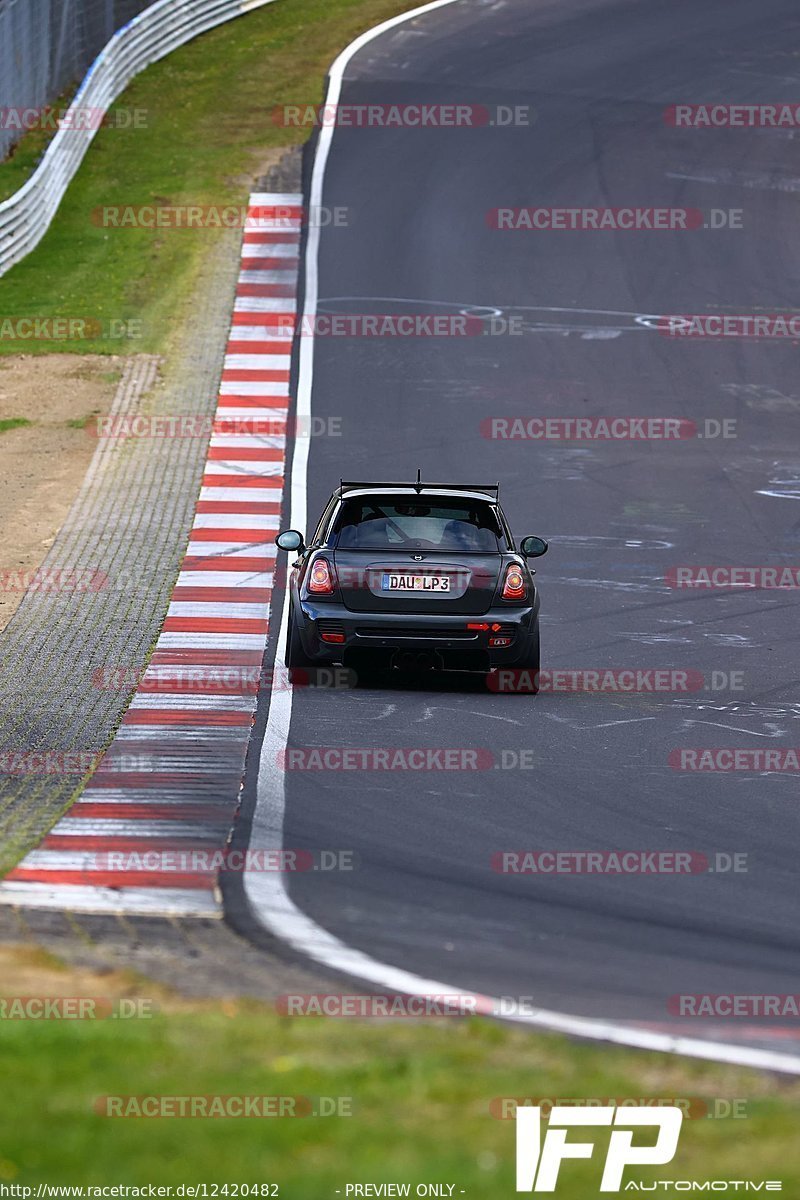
[320,631,345,644]
[467,622,489,631]
[308,557,335,595]
[501,564,526,600]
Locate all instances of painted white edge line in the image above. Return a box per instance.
[243,0,800,1077]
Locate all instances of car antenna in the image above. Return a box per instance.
[414,468,423,494]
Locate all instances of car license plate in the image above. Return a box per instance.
[381,573,451,592]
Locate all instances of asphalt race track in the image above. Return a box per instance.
[238,0,800,1061]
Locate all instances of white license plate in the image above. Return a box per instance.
[381,573,451,592]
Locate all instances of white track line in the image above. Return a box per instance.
[243,0,800,1076]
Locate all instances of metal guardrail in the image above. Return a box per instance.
[0,0,277,278]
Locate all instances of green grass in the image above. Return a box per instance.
[66,410,101,429]
[0,417,32,433]
[0,85,80,203]
[1,947,799,1194]
[0,0,422,358]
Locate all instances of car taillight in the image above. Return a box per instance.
[501,563,527,601]
[307,556,335,595]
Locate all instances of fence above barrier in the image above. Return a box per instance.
[0,0,153,164]
[0,0,277,279]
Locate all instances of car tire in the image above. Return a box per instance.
[501,627,540,694]
[521,627,540,693]
[285,601,315,682]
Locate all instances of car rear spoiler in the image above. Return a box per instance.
[339,469,500,498]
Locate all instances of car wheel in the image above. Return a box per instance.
[519,627,540,693]
[496,628,540,694]
[285,601,315,681]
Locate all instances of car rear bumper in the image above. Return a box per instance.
[295,597,539,669]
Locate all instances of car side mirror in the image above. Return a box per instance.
[276,529,305,552]
[520,535,548,558]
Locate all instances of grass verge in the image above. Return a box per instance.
[1,946,799,1194]
[0,86,79,204]
[0,0,422,358]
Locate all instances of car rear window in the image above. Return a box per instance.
[334,497,503,551]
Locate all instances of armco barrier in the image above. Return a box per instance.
[0,0,277,279]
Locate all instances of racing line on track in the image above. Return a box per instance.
[0,192,301,916]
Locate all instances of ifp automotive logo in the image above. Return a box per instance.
[515,1104,683,1192]
[514,1105,783,1192]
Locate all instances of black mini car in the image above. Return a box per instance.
[275,476,548,686]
